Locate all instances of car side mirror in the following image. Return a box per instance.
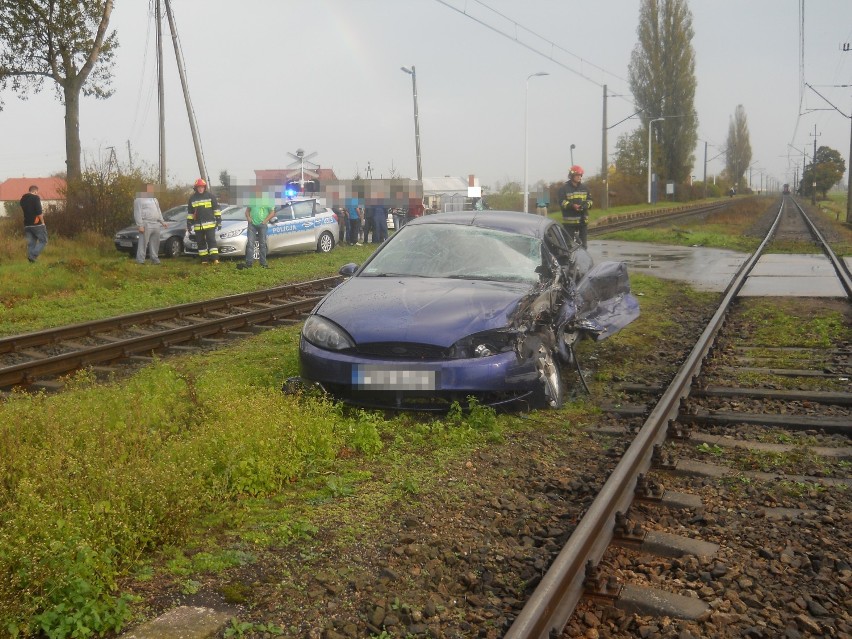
[339,263,359,276]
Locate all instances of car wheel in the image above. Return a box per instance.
[317,231,335,253]
[163,236,182,258]
[532,346,564,409]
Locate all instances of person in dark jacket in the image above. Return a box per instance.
[186,178,221,264]
[20,185,48,263]
[557,165,592,248]
[372,203,388,244]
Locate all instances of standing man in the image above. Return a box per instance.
[558,165,593,248]
[346,204,362,245]
[20,185,47,263]
[237,204,275,269]
[372,202,388,244]
[134,187,167,264]
[186,178,221,264]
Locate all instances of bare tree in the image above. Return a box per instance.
[0,0,117,181]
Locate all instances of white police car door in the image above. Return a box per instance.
[268,200,318,254]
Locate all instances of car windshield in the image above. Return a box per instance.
[361,223,541,283]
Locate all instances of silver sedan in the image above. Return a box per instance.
[184,199,340,258]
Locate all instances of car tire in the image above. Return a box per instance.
[317,231,335,253]
[163,236,182,258]
[532,347,564,409]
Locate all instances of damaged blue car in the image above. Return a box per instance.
[296,211,639,410]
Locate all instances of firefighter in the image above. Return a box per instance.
[186,178,222,264]
[558,165,592,248]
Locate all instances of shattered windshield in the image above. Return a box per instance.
[361,223,542,283]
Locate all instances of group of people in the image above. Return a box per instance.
[20,167,592,264]
[337,203,404,246]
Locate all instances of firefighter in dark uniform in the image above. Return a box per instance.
[186,178,222,264]
[558,165,592,248]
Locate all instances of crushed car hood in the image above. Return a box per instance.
[314,277,531,347]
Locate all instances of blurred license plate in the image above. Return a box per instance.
[353,365,437,390]
[119,240,132,247]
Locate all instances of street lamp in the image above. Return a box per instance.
[570,143,576,166]
[524,72,549,214]
[647,117,664,204]
[400,66,422,181]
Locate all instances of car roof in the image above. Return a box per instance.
[407,210,554,239]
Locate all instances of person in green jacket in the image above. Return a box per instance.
[237,203,275,269]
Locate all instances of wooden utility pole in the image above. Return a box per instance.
[600,84,608,210]
[156,0,166,186]
[163,0,208,183]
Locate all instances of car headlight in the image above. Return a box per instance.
[448,329,517,359]
[219,227,244,239]
[302,315,355,351]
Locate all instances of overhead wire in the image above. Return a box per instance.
[432,0,634,107]
[128,0,157,147]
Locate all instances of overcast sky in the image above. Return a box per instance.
[1,0,850,192]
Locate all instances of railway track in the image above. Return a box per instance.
[0,276,341,392]
[507,196,851,638]
[589,200,734,237]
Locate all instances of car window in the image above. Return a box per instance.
[291,200,315,219]
[361,224,541,283]
[163,206,188,222]
[220,205,247,221]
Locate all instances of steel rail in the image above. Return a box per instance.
[589,201,731,236]
[788,196,852,299]
[0,276,341,355]
[0,296,322,388]
[504,200,787,639]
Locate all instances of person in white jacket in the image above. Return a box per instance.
[133,188,166,264]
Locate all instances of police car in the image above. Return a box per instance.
[184,198,340,258]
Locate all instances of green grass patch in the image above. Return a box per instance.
[0,238,377,336]
[734,299,845,348]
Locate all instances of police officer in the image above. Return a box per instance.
[186,178,222,264]
[558,165,592,248]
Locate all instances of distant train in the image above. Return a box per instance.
[783,183,790,195]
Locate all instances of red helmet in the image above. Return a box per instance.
[569,165,584,177]
[194,178,207,188]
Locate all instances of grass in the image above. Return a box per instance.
[0,219,377,335]
[0,207,843,636]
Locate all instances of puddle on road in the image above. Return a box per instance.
[588,240,849,297]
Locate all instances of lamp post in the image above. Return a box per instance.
[647,117,664,204]
[400,66,422,181]
[524,71,549,214]
[570,143,576,166]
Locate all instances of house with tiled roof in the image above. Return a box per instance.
[0,177,66,216]
[254,168,339,194]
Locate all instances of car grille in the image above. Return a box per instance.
[353,342,448,359]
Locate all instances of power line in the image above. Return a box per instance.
[432,0,633,105]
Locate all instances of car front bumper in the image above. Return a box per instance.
[299,338,541,409]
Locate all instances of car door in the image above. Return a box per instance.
[268,200,318,254]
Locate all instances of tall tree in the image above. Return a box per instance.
[613,128,647,178]
[725,104,752,189]
[800,146,846,199]
[0,0,117,182]
[628,0,699,185]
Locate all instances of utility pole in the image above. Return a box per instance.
[810,124,820,205]
[164,0,208,183]
[156,0,166,186]
[847,98,852,222]
[703,141,708,199]
[601,84,608,210]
